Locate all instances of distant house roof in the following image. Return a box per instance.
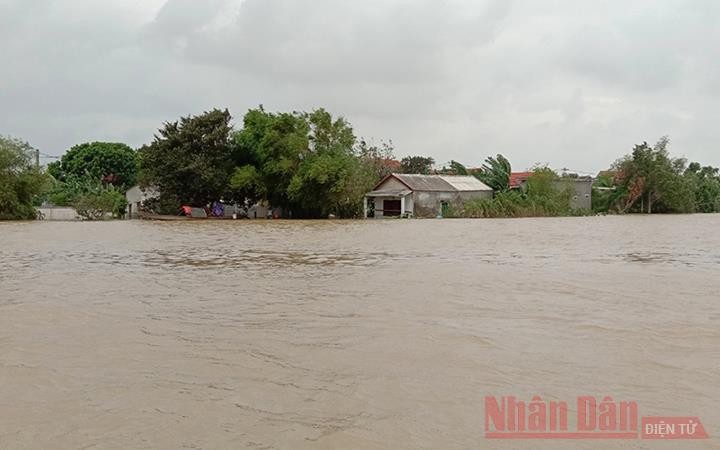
[373,174,493,193]
[509,172,534,188]
[381,159,402,171]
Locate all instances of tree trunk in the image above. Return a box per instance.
[648,192,653,214]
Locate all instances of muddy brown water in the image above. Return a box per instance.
[1,215,718,449]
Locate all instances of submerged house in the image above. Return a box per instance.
[365,174,493,218]
[508,172,593,210]
[125,185,160,219]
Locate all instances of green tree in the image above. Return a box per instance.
[48,142,137,190]
[231,107,374,218]
[138,109,234,207]
[0,135,50,219]
[73,186,127,220]
[473,154,511,191]
[230,107,310,211]
[685,163,720,213]
[612,137,695,213]
[399,155,435,174]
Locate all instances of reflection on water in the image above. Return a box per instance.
[1,215,719,449]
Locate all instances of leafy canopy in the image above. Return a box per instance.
[48,142,137,190]
[138,109,234,207]
[0,135,50,220]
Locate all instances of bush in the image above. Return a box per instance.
[73,188,126,220]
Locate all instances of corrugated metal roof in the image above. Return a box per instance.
[438,176,493,192]
[370,174,494,193]
[392,174,455,191]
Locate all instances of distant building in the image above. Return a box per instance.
[509,171,534,189]
[365,174,493,218]
[36,204,80,221]
[509,172,593,210]
[125,185,159,219]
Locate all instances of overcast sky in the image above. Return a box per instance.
[2,0,719,172]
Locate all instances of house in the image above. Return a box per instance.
[509,172,593,210]
[509,171,534,189]
[125,185,160,219]
[556,177,593,210]
[365,174,493,218]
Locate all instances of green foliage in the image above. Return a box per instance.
[473,154,511,191]
[48,142,137,190]
[399,155,434,174]
[230,107,380,218]
[684,163,720,213]
[138,109,234,206]
[73,187,127,220]
[355,139,396,181]
[452,167,576,218]
[608,136,718,213]
[0,135,51,220]
[438,160,468,175]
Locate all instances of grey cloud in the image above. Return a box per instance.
[0,0,719,171]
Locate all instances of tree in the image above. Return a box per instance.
[48,142,137,190]
[138,109,234,207]
[0,135,50,219]
[72,186,127,220]
[612,137,695,213]
[356,139,396,181]
[438,160,468,175]
[230,107,310,211]
[399,155,434,174]
[473,154,511,191]
[230,107,374,218]
[685,163,720,213]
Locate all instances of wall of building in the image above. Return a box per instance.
[376,177,408,192]
[412,191,458,218]
[36,207,80,221]
[412,190,493,218]
[554,179,592,210]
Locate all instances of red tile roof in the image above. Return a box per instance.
[509,171,533,188]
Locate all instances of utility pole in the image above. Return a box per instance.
[35,149,40,170]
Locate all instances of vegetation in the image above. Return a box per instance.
[597,136,720,214]
[138,109,234,209]
[48,142,137,190]
[399,155,435,174]
[472,154,512,192]
[450,167,577,218]
[0,136,50,220]
[229,107,379,218]
[5,107,720,221]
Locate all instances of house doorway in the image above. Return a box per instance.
[383,199,401,216]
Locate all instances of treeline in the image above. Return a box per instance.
[1,107,719,220]
[138,108,390,218]
[594,136,720,214]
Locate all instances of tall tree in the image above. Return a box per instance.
[399,155,434,174]
[48,142,137,190]
[612,137,695,213]
[0,135,49,219]
[138,109,234,207]
[230,107,378,218]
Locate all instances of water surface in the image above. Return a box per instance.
[1,215,718,449]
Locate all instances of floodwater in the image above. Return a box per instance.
[0,215,718,449]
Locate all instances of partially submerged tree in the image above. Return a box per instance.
[0,135,50,219]
[612,137,695,213]
[230,107,376,218]
[48,142,137,190]
[138,109,234,207]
